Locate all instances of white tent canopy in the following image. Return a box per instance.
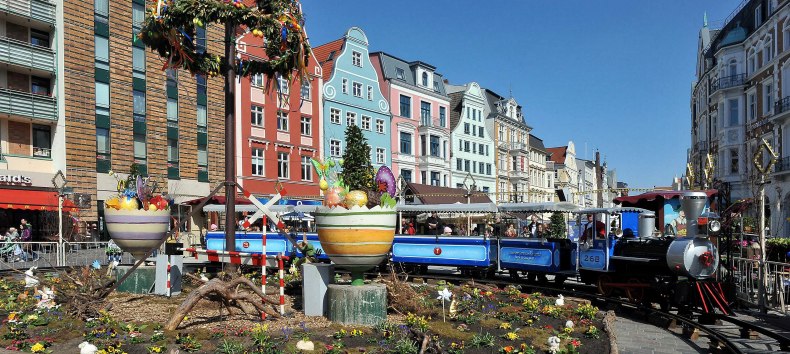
[498,202,580,213]
[395,202,499,214]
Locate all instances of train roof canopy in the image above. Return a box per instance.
[396,202,499,214]
[613,189,717,206]
[576,207,654,215]
[498,202,579,213]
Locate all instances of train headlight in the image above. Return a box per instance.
[709,220,721,233]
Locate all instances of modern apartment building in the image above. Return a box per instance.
[689,0,790,234]
[314,27,391,169]
[446,82,495,194]
[484,89,531,203]
[370,51,451,186]
[63,0,226,230]
[234,31,323,201]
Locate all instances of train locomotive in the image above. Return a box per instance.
[203,191,726,313]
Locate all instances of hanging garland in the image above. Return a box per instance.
[137,0,310,81]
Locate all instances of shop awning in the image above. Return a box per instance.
[0,189,78,212]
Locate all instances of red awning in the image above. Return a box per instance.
[0,189,78,212]
[613,189,718,205]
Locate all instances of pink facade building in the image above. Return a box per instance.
[370,52,451,186]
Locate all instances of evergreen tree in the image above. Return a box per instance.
[548,212,567,238]
[341,124,374,191]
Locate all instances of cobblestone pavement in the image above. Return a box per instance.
[614,313,708,354]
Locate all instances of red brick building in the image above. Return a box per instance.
[234,32,323,201]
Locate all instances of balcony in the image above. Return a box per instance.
[509,170,529,181]
[509,142,528,155]
[775,156,790,174]
[0,0,56,25]
[0,88,56,122]
[418,155,445,167]
[418,116,446,133]
[694,140,708,152]
[0,37,55,73]
[774,96,790,121]
[710,73,746,92]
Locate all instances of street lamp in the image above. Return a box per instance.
[51,170,68,267]
[462,173,477,236]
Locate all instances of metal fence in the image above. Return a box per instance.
[0,241,157,271]
[732,257,790,314]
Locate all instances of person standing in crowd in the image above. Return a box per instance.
[504,223,517,238]
[400,219,409,234]
[19,219,32,260]
[426,212,441,235]
[581,214,606,243]
[407,222,416,235]
[528,215,539,238]
[537,223,548,238]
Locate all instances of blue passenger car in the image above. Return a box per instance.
[391,235,494,268]
[205,231,329,260]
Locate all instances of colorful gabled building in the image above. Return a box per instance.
[446,82,496,194]
[314,27,391,168]
[370,52,451,186]
[234,31,324,201]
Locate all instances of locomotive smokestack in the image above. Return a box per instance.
[681,191,707,238]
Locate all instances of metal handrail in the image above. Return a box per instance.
[711,73,746,91]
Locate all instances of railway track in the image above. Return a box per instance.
[361,267,790,354]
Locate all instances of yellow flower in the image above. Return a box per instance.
[499,322,512,330]
[30,343,45,353]
[26,314,39,322]
[563,327,573,334]
[504,332,519,341]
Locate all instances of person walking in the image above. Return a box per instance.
[426,212,441,235]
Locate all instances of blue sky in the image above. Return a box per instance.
[300,0,741,189]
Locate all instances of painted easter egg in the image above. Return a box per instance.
[344,190,368,208]
[119,197,139,211]
[375,166,397,197]
[324,186,343,208]
[319,179,329,191]
[105,197,121,210]
[148,204,158,211]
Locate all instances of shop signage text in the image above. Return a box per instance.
[0,175,32,185]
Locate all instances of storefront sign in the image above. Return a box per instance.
[0,175,32,185]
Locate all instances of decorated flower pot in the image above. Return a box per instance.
[314,205,396,285]
[104,208,170,259]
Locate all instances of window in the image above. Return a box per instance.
[301,156,312,181]
[479,162,484,174]
[32,125,51,157]
[433,81,440,92]
[166,69,178,88]
[30,29,49,48]
[330,108,341,124]
[399,95,411,118]
[456,158,462,171]
[352,82,362,97]
[197,144,207,168]
[784,23,790,51]
[132,2,144,31]
[277,111,288,131]
[330,140,341,157]
[430,135,440,157]
[473,142,477,154]
[420,101,431,121]
[167,98,178,123]
[96,128,110,155]
[764,42,773,65]
[401,169,412,182]
[748,93,756,121]
[94,35,109,70]
[342,78,348,94]
[464,141,470,152]
[486,164,492,175]
[361,115,372,130]
[300,116,311,136]
[430,172,440,186]
[94,0,108,21]
[464,160,470,172]
[478,126,484,137]
[346,112,356,126]
[31,77,50,96]
[251,105,263,126]
[748,49,756,74]
[421,171,426,184]
[755,5,762,27]
[396,68,404,79]
[300,80,311,100]
[278,152,289,179]
[277,76,289,94]
[375,119,385,134]
[728,99,739,126]
[376,148,385,164]
[764,82,773,115]
[167,138,179,164]
[499,125,505,140]
[730,148,739,174]
[464,123,470,134]
[421,72,428,86]
[133,90,145,122]
[95,82,110,115]
[133,134,146,162]
[482,186,490,193]
[439,107,446,127]
[133,47,145,76]
[400,132,412,154]
[251,148,264,176]
[769,0,776,13]
[195,26,206,54]
[352,51,362,67]
[367,86,372,100]
[251,74,264,87]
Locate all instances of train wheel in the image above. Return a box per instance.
[554,275,567,285]
[597,275,613,296]
[509,269,521,280]
[625,278,645,303]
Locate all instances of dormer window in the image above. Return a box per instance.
[755,5,762,27]
[396,68,405,79]
[421,72,428,86]
[433,81,439,92]
[352,51,362,67]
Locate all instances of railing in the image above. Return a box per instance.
[695,140,708,152]
[510,142,528,152]
[0,87,57,122]
[711,73,746,92]
[0,0,56,25]
[776,156,790,173]
[0,36,55,73]
[775,96,790,115]
[0,241,139,271]
[417,155,445,166]
[731,257,790,314]
[419,116,445,129]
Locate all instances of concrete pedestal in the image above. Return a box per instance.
[114,265,155,294]
[302,263,334,316]
[154,254,182,296]
[327,283,387,326]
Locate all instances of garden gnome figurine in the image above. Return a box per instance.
[79,341,98,354]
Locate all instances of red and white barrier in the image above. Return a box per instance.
[278,254,285,315]
[166,261,172,298]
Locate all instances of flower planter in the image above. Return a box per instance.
[314,205,396,285]
[104,208,170,260]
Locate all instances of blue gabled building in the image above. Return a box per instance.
[314,27,391,167]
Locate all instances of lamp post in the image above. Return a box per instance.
[52,170,68,267]
[753,138,777,314]
[462,173,477,237]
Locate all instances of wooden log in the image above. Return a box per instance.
[327,283,386,326]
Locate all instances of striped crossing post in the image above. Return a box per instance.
[166,259,172,298]
[278,254,285,315]
[261,216,267,320]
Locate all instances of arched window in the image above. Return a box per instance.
[764,37,773,64]
[729,59,738,76]
[421,72,428,87]
[748,48,756,74]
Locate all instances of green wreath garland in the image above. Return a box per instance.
[137,0,310,81]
